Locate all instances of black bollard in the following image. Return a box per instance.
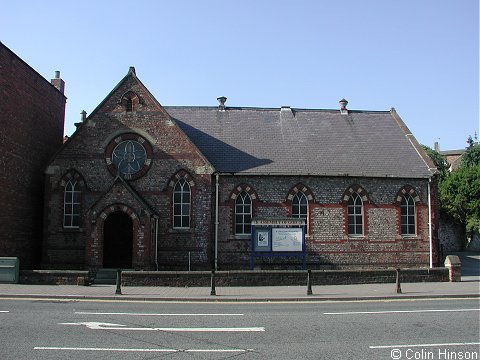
[395,268,402,294]
[307,269,313,295]
[210,270,216,296]
[115,269,122,295]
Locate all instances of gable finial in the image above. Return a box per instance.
[128,66,136,75]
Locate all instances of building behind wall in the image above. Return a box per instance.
[42,68,439,271]
[0,42,66,269]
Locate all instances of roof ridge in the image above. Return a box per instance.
[164,105,390,113]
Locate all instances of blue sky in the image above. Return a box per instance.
[2,0,478,150]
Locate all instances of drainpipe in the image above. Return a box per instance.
[214,173,220,271]
[154,215,159,271]
[428,178,433,268]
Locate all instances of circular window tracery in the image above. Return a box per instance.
[112,140,147,177]
[105,134,153,180]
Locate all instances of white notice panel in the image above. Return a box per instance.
[272,228,303,252]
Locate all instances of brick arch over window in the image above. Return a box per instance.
[59,170,87,190]
[285,183,315,204]
[230,184,258,236]
[340,184,371,205]
[394,185,421,206]
[119,91,142,112]
[167,169,196,190]
[229,183,258,202]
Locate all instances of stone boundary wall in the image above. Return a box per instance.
[20,270,89,285]
[20,268,448,286]
[121,268,448,287]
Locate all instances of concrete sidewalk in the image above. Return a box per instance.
[0,280,478,302]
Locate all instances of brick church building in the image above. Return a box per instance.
[42,67,439,271]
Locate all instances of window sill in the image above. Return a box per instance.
[61,227,83,232]
[233,235,251,240]
[170,228,192,233]
[348,235,365,240]
[401,235,419,240]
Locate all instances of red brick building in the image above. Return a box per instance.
[0,42,66,269]
[42,68,439,271]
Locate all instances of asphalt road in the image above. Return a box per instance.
[0,298,478,360]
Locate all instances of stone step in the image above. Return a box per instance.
[94,269,120,285]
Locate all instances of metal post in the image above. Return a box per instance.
[210,270,216,296]
[395,268,402,294]
[115,269,122,295]
[307,269,313,295]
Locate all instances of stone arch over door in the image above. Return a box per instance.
[103,211,133,268]
[87,204,141,269]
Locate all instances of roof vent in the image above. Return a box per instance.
[280,105,294,118]
[80,110,87,122]
[339,98,348,115]
[217,96,227,110]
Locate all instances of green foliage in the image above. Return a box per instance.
[439,165,480,234]
[422,145,449,179]
[462,137,480,167]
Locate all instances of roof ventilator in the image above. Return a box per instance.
[339,98,349,115]
[217,96,227,111]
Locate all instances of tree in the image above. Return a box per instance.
[462,136,480,167]
[439,162,480,236]
[422,145,449,179]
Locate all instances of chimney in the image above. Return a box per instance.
[75,110,87,128]
[339,98,348,115]
[51,70,65,94]
[217,96,227,110]
[434,142,439,152]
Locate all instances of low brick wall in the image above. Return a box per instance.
[18,268,449,286]
[20,270,89,285]
[122,268,449,287]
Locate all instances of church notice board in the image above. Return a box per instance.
[251,218,306,269]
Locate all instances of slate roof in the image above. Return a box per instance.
[165,106,436,179]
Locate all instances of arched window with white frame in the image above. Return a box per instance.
[64,179,80,228]
[173,178,191,229]
[348,192,363,236]
[235,191,252,235]
[292,191,308,224]
[401,193,416,235]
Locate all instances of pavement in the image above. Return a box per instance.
[0,252,478,303]
[0,281,479,302]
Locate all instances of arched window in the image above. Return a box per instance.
[235,191,252,235]
[173,178,191,229]
[120,91,140,112]
[401,193,416,235]
[348,192,363,236]
[292,192,308,223]
[126,97,133,112]
[64,179,80,228]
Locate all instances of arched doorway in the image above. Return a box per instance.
[103,211,133,268]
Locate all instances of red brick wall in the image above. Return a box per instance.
[0,42,65,269]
